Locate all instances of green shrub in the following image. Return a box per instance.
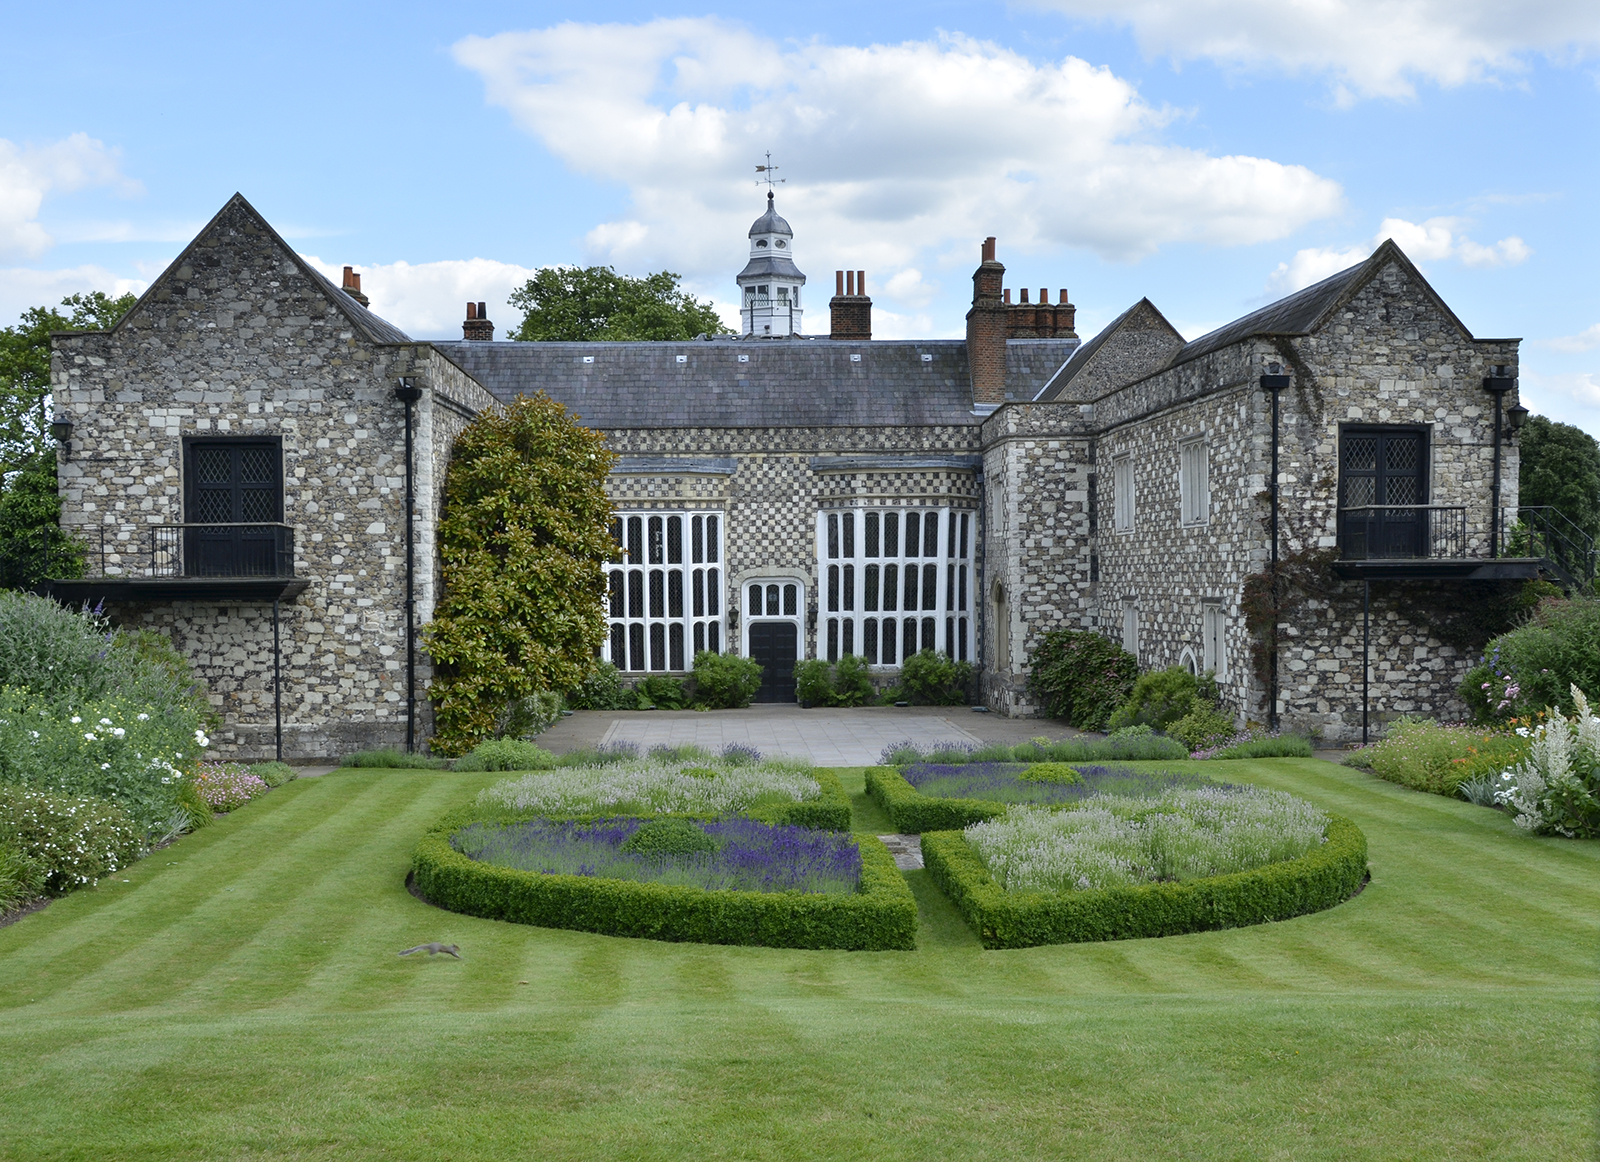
[176,780,213,831]
[1026,630,1138,730]
[900,650,975,706]
[452,739,558,772]
[620,817,719,857]
[864,766,1006,833]
[1168,701,1237,752]
[1495,686,1599,837]
[249,761,297,788]
[690,651,762,709]
[0,844,46,912]
[1108,668,1199,732]
[565,660,629,710]
[0,786,144,894]
[1365,718,1529,796]
[1206,735,1315,760]
[1018,763,1083,786]
[339,748,448,770]
[495,691,563,739]
[636,676,686,710]
[922,815,1368,949]
[412,806,916,950]
[1460,598,1600,723]
[794,655,874,707]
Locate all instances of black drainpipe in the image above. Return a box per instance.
[1260,364,1291,732]
[393,377,422,752]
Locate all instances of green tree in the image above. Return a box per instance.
[1519,415,1600,543]
[508,267,732,342]
[0,450,84,587]
[424,393,616,755]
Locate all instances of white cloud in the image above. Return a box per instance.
[1031,0,1600,102]
[300,255,541,339]
[453,20,1343,301]
[0,265,149,328]
[1519,369,1600,439]
[0,134,141,258]
[1546,323,1600,353]
[1267,216,1531,293]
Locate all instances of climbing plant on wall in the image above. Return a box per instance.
[425,393,615,756]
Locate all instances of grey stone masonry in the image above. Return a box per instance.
[51,195,495,759]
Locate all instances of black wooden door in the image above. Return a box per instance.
[1340,428,1426,558]
[747,622,798,703]
[187,441,282,576]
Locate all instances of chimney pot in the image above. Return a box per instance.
[466,302,477,320]
[343,265,354,286]
[1019,288,1029,304]
[1060,289,1069,303]
[478,301,486,318]
[857,270,865,295]
[462,299,494,341]
[1040,288,1048,304]
[846,270,855,296]
[835,270,844,295]
[982,237,996,263]
[340,266,369,307]
[830,269,872,341]
[1004,289,1011,305]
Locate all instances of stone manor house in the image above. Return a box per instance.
[45,192,1563,759]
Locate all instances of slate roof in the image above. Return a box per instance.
[748,193,793,237]
[304,266,413,345]
[1033,300,1164,401]
[431,336,1080,429]
[737,253,807,282]
[430,339,972,428]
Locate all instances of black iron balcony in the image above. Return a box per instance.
[1336,504,1595,588]
[153,523,296,578]
[1338,504,1467,561]
[37,522,306,604]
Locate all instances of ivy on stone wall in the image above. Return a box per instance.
[1240,547,1341,694]
[425,393,615,756]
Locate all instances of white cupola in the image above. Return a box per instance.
[737,191,806,337]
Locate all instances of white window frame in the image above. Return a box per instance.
[741,578,806,661]
[1180,439,1209,526]
[1202,601,1226,679]
[603,510,724,672]
[816,505,974,667]
[1113,455,1135,532]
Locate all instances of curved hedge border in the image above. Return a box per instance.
[864,766,1006,833]
[922,814,1368,949]
[412,807,917,950]
[749,769,852,831]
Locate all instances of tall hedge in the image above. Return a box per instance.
[1026,629,1138,730]
[426,394,615,755]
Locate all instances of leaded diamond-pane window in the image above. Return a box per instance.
[184,439,285,577]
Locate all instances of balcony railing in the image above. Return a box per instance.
[1337,504,1595,587]
[43,523,296,581]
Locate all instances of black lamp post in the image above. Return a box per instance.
[49,414,74,460]
[1483,367,1516,557]
[393,378,422,753]
[1259,362,1291,732]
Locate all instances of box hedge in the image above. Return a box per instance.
[864,765,1006,833]
[412,806,917,950]
[747,768,852,831]
[921,814,1368,949]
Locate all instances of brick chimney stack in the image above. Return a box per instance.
[966,237,1007,406]
[463,300,494,341]
[341,265,369,308]
[829,269,871,341]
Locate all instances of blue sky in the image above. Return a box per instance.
[3,1,1597,433]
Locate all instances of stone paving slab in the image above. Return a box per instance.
[599,708,984,767]
[877,834,924,870]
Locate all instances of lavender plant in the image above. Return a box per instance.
[453,816,862,894]
[479,755,821,817]
[903,762,1214,806]
[965,786,1329,893]
[1495,684,1600,837]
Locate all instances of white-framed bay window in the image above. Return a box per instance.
[604,511,723,672]
[817,506,973,666]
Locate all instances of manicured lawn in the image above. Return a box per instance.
[0,758,1595,1160]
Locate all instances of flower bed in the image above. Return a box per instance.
[413,806,916,950]
[1346,718,1530,798]
[454,815,862,894]
[865,763,1216,833]
[478,758,851,831]
[923,810,1368,949]
[192,762,270,812]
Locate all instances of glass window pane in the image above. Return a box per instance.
[649,570,665,618]
[843,565,854,611]
[960,513,969,558]
[884,512,899,557]
[947,513,956,557]
[881,618,897,665]
[750,583,763,613]
[843,513,855,558]
[905,512,920,557]
[667,516,682,563]
[922,617,936,653]
[628,516,643,562]
[650,624,666,670]
[610,519,624,563]
[708,622,720,653]
[610,624,626,668]
[668,570,683,618]
[628,571,644,618]
[903,618,918,661]
[648,517,664,564]
[958,565,967,611]
[783,584,797,616]
[827,619,839,663]
[828,513,839,559]
[670,624,684,671]
[864,564,879,612]
[694,622,704,654]
[925,513,939,558]
[946,617,954,658]
[767,584,779,616]
[883,564,898,611]
[958,617,968,661]
[707,569,719,615]
[692,515,703,563]
[865,512,879,557]
[864,618,878,664]
[693,569,704,617]
[706,516,719,563]
[842,618,854,656]
[904,565,918,611]
[609,570,624,617]
[629,624,645,671]
[923,563,936,609]
[828,564,840,612]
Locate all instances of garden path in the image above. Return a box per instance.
[596,706,985,766]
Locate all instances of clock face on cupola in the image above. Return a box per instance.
[738,190,807,337]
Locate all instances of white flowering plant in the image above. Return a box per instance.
[480,755,821,818]
[1495,684,1600,838]
[0,687,205,834]
[0,785,144,894]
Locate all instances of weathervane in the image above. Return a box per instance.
[755,151,785,194]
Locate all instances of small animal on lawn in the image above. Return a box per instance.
[399,942,461,959]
